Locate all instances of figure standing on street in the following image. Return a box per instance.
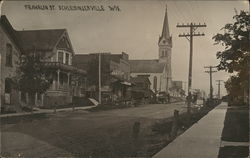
[167,93,171,103]
[192,94,198,105]
[186,92,192,105]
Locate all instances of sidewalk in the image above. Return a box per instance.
[153,102,228,158]
[0,105,96,118]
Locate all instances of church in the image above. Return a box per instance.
[130,6,172,94]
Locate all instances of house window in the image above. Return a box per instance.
[153,76,157,91]
[5,78,12,93]
[21,92,26,103]
[6,44,13,67]
[58,51,64,63]
[65,53,69,65]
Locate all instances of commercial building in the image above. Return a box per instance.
[73,52,131,103]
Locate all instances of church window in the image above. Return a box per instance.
[162,51,164,57]
[153,76,157,91]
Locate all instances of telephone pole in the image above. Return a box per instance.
[216,80,223,99]
[204,66,217,100]
[177,22,206,113]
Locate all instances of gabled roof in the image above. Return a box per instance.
[129,60,165,73]
[1,15,73,52]
[16,29,66,51]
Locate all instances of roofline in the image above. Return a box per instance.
[0,15,24,53]
[16,28,66,32]
[54,29,75,55]
[129,59,159,61]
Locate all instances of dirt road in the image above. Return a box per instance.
[1,102,186,158]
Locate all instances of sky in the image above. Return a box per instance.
[1,0,249,96]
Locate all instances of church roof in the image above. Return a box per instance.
[129,60,165,73]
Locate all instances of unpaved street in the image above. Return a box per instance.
[2,102,186,158]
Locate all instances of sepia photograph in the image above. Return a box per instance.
[0,0,249,157]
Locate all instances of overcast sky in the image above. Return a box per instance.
[1,0,249,96]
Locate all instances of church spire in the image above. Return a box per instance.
[161,5,170,39]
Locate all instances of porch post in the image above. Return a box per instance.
[18,91,21,104]
[35,92,38,106]
[67,73,70,86]
[41,94,44,107]
[57,70,60,90]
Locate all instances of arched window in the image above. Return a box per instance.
[6,44,13,67]
[153,76,157,91]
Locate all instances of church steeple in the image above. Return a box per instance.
[158,4,172,62]
[161,5,170,40]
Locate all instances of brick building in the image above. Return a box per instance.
[73,52,132,103]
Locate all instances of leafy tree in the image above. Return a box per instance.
[15,51,51,111]
[213,10,250,103]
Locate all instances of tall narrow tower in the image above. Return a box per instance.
[158,5,172,90]
[158,5,172,63]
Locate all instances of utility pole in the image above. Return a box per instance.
[216,80,223,99]
[98,53,102,105]
[204,66,217,100]
[177,22,206,113]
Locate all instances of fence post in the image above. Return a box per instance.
[171,110,179,139]
[132,121,140,140]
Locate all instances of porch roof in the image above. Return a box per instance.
[43,62,86,75]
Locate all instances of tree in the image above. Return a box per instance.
[213,10,250,104]
[15,51,51,111]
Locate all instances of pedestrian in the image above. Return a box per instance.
[54,101,57,113]
[186,92,192,105]
[192,94,198,105]
[167,93,171,103]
